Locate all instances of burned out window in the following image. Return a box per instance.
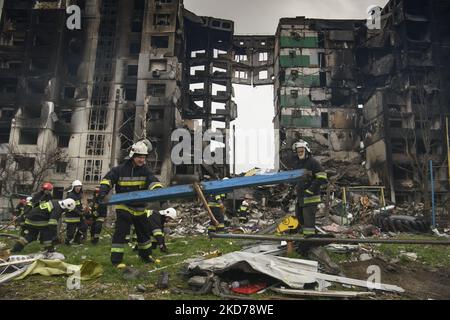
[321,112,328,128]
[0,108,15,119]
[89,108,107,131]
[154,14,170,26]
[134,0,145,9]
[17,157,35,171]
[86,134,105,156]
[55,161,68,173]
[147,83,166,97]
[131,18,143,32]
[84,159,103,183]
[127,65,138,76]
[58,109,72,123]
[15,184,33,194]
[151,36,169,48]
[129,42,141,55]
[19,129,39,145]
[0,157,7,169]
[64,87,76,99]
[125,86,137,101]
[58,135,71,148]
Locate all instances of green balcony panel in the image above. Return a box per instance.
[280,95,313,107]
[280,115,321,128]
[283,75,320,87]
[280,55,310,67]
[280,36,318,48]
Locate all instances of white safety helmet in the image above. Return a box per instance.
[242,200,249,206]
[159,208,177,220]
[26,196,32,202]
[59,198,76,211]
[69,180,83,192]
[129,139,152,158]
[292,140,311,153]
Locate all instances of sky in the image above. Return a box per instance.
[184,0,389,173]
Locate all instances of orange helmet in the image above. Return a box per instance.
[42,182,53,191]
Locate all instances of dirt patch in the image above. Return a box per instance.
[341,258,450,300]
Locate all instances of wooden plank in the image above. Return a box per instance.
[106,169,305,205]
[271,287,376,298]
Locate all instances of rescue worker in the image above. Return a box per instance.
[207,193,226,233]
[26,182,53,210]
[290,140,328,235]
[13,198,27,228]
[98,139,162,266]
[147,208,177,253]
[237,200,250,223]
[12,199,76,253]
[65,180,87,245]
[84,187,107,245]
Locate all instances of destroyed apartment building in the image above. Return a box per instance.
[1,0,450,214]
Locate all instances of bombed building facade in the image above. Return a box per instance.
[1,0,450,213]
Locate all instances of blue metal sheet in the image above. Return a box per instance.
[106,169,305,205]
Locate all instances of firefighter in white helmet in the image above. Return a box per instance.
[64,180,87,245]
[144,208,177,254]
[290,140,328,235]
[98,139,162,266]
[12,198,76,253]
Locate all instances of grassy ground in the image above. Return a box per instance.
[1,230,449,300]
[0,232,243,300]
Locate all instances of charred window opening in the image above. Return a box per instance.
[0,79,17,94]
[389,118,402,128]
[83,159,103,183]
[404,0,429,16]
[125,86,137,101]
[0,127,10,144]
[416,139,427,155]
[393,165,412,180]
[58,135,70,148]
[319,53,326,68]
[147,83,166,97]
[15,184,33,195]
[30,58,50,72]
[154,14,171,26]
[19,129,39,145]
[0,108,15,120]
[129,42,141,55]
[321,112,328,128]
[131,18,143,32]
[151,36,169,48]
[148,109,164,121]
[17,157,35,171]
[27,80,46,94]
[127,65,138,76]
[64,86,76,99]
[58,109,72,123]
[319,72,327,86]
[318,32,325,48]
[134,0,145,10]
[391,138,405,153]
[55,161,68,174]
[68,63,78,76]
[406,21,430,42]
